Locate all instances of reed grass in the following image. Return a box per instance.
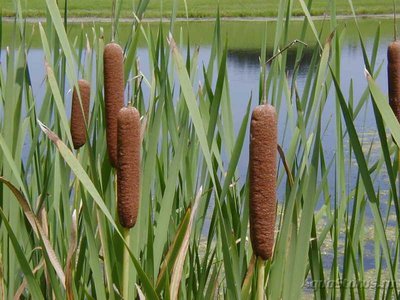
[0,0,399,299]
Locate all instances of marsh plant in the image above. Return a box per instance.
[1,0,400,299]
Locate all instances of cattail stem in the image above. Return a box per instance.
[73,152,81,208]
[111,0,116,42]
[122,228,130,300]
[256,258,265,300]
[394,0,397,40]
[241,255,256,298]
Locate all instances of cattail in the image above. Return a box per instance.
[70,79,91,149]
[117,106,140,228]
[388,40,400,122]
[249,104,277,260]
[104,42,125,167]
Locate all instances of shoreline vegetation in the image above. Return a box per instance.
[1,13,399,24]
[2,0,399,19]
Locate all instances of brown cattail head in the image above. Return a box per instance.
[388,40,400,122]
[70,79,91,149]
[249,104,277,260]
[104,42,125,167]
[117,106,141,228]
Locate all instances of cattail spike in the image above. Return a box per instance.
[104,42,125,167]
[388,40,400,122]
[249,104,277,260]
[70,79,91,149]
[117,106,141,229]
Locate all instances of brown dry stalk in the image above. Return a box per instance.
[117,107,141,228]
[388,40,400,122]
[249,104,277,260]
[70,79,90,149]
[104,42,125,167]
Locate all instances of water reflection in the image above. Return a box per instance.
[227,46,315,77]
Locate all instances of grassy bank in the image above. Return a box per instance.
[2,0,399,18]
[0,18,395,50]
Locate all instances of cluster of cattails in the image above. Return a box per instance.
[249,104,277,261]
[70,41,141,230]
[388,40,400,122]
[71,40,278,250]
[103,42,141,229]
